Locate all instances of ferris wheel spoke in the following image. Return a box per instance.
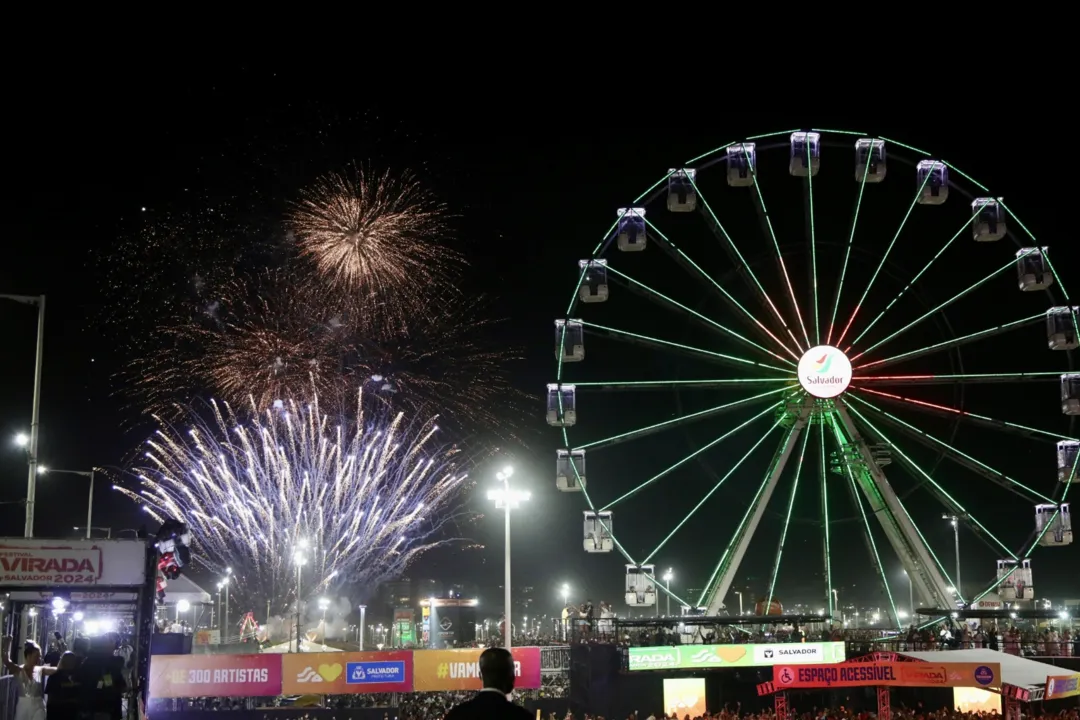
[848,254,1020,362]
[853,370,1062,386]
[742,149,812,349]
[571,388,787,452]
[854,387,1077,443]
[762,428,811,627]
[803,149,821,344]
[818,424,834,617]
[598,403,779,511]
[848,393,1057,504]
[604,264,796,367]
[573,378,793,391]
[825,138,875,347]
[835,165,938,349]
[848,403,1022,561]
[642,419,785,566]
[645,211,801,360]
[700,422,807,612]
[856,313,1045,371]
[579,321,791,374]
[848,215,978,349]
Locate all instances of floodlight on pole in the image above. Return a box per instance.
[491,464,527,649]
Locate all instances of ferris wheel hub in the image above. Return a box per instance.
[797,345,853,399]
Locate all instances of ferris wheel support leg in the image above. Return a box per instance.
[702,406,811,615]
[834,404,954,609]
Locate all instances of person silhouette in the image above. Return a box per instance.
[444,648,531,720]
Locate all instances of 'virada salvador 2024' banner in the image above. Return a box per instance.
[149,647,542,698]
[629,642,846,671]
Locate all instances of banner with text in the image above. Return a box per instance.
[282,651,412,694]
[772,662,1000,690]
[412,647,541,691]
[629,642,846,671]
[0,539,147,587]
[1046,673,1080,700]
[149,654,283,698]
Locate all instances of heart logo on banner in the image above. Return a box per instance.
[319,664,343,682]
[717,647,746,663]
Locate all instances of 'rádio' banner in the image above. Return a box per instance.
[281,651,412,694]
[772,662,1000,690]
[1046,673,1080,700]
[149,654,283,698]
[412,647,541,691]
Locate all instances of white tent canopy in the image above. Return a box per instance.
[899,649,1063,691]
[162,574,212,605]
[262,639,342,654]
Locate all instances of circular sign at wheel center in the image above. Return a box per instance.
[797,345,853,399]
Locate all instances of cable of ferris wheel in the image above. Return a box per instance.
[648,195,802,359]
[761,428,811,630]
[743,144,812,350]
[835,164,937,349]
[847,403,1020,562]
[846,393,1056,504]
[803,141,821,345]
[599,402,779,512]
[856,312,1045,371]
[825,138,874,346]
[571,387,788,452]
[849,254,1019,362]
[603,264,796,367]
[643,222,801,363]
[848,214,978,349]
[579,321,791,374]
[853,370,1062,386]
[641,420,784,567]
[855,387,1078,443]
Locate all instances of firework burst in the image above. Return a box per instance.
[287,166,462,333]
[115,392,471,612]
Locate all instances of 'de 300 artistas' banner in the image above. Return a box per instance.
[629,642,846,671]
[281,651,413,694]
[772,662,1001,690]
[149,654,283,698]
[413,647,541,691]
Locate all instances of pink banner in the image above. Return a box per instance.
[149,654,282,698]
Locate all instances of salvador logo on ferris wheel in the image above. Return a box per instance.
[798,345,853,399]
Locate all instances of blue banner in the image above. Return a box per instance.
[346,661,406,685]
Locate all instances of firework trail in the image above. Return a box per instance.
[115,392,471,612]
[286,165,462,333]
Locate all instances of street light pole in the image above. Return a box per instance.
[662,569,673,617]
[294,540,308,653]
[358,605,366,650]
[735,591,743,616]
[488,466,529,650]
[943,514,961,598]
[4,294,46,537]
[904,570,914,618]
[36,468,98,538]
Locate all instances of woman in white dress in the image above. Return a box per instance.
[2,636,59,720]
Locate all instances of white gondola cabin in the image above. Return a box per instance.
[1063,374,1080,416]
[616,207,648,251]
[556,448,585,491]
[726,143,756,187]
[854,138,886,183]
[789,132,821,177]
[546,384,577,427]
[1035,503,1072,546]
[578,259,609,303]
[666,169,697,212]
[916,160,949,205]
[971,198,1007,242]
[1016,248,1054,291]
[625,564,656,606]
[584,511,613,552]
[996,558,1033,601]
[1047,306,1079,350]
[1058,440,1079,483]
[555,319,584,362]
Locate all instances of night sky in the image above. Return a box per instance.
[3,74,1077,622]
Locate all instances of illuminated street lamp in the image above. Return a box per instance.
[294,541,309,652]
[36,467,101,539]
[942,514,961,598]
[488,465,529,649]
[662,568,674,617]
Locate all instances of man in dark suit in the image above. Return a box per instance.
[445,648,532,720]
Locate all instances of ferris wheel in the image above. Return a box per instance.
[548,128,1079,624]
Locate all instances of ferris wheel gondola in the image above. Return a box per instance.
[549,128,1078,623]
